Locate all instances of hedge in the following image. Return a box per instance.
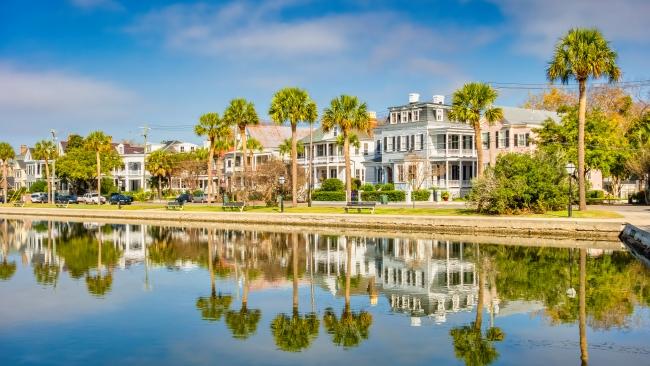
[375,183,394,191]
[412,189,431,201]
[312,190,346,201]
[321,178,344,191]
[361,190,405,202]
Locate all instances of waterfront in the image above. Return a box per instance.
[1,218,649,365]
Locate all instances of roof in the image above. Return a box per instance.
[247,124,309,149]
[298,127,373,144]
[498,106,559,126]
[113,142,144,154]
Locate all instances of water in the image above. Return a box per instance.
[0,218,649,366]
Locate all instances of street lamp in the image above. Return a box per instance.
[278,176,285,213]
[566,163,576,217]
[50,129,57,203]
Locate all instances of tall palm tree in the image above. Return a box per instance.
[195,112,229,203]
[0,142,15,204]
[245,137,263,171]
[547,28,621,211]
[270,233,320,352]
[448,83,504,178]
[145,150,174,199]
[224,99,259,192]
[322,95,371,201]
[279,138,304,161]
[323,237,373,348]
[84,131,113,195]
[269,88,318,206]
[579,248,588,365]
[33,140,58,203]
[225,246,261,339]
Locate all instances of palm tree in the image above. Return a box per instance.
[448,83,504,178]
[145,150,174,199]
[224,99,259,192]
[322,95,371,201]
[225,248,261,339]
[33,140,58,202]
[196,229,232,321]
[547,28,621,210]
[579,248,588,365]
[323,237,373,348]
[195,112,229,203]
[245,137,263,171]
[279,138,304,161]
[270,233,319,352]
[0,142,15,204]
[84,131,113,195]
[269,88,318,206]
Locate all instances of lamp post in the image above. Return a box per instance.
[50,129,57,203]
[566,163,576,217]
[278,176,285,213]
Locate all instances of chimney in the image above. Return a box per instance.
[433,95,445,104]
[408,93,420,104]
[20,145,28,155]
[368,111,377,119]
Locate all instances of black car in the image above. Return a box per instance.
[55,194,78,204]
[109,194,132,205]
[176,193,192,204]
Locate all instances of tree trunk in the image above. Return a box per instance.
[578,79,587,211]
[579,248,588,365]
[345,237,352,313]
[208,229,216,297]
[96,151,101,195]
[157,177,162,200]
[242,262,249,309]
[344,131,352,201]
[308,123,313,207]
[475,245,484,332]
[292,233,299,314]
[3,161,9,203]
[215,154,223,202]
[44,158,51,202]
[240,126,247,193]
[291,124,298,206]
[207,145,214,203]
[474,123,484,178]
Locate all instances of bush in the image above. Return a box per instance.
[352,178,362,191]
[441,191,450,201]
[100,178,118,195]
[360,183,375,192]
[321,178,344,192]
[361,190,405,202]
[131,189,153,202]
[469,152,567,214]
[29,180,48,193]
[375,183,394,191]
[312,190,346,201]
[587,190,605,198]
[412,189,431,201]
[629,190,647,204]
[192,189,204,196]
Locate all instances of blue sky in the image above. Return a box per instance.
[1,0,648,147]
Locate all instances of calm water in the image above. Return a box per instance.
[0,218,649,366]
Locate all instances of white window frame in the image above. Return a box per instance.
[387,136,394,152]
[412,109,420,122]
[436,109,444,122]
[401,111,408,123]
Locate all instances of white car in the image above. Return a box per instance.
[82,193,106,205]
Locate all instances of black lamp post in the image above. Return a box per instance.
[278,176,285,213]
[566,163,576,217]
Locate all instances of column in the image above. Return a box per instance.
[445,161,449,188]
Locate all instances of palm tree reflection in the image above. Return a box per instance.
[226,238,261,340]
[271,233,319,352]
[323,237,373,348]
[579,248,588,366]
[196,229,232,322]
[33,221,60,287]
[85,230,113,297]
[0,219,16,281]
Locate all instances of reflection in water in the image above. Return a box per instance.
[1,218,650,365]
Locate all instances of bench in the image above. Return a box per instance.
[344,201,376,214]
[13,201,25,207]
[166,201,184,210]
[222,202,245,212]
[55,202,69,208]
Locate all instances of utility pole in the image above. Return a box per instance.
[140,125,149,192]
[50,129,57,202]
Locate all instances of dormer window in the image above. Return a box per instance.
[412,109,420,122]
[333,127,338,137]
[436,109,444,122]
[401,111,408,123]
[118,145,124,154]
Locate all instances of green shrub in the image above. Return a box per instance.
[192,189,204,196]
[587,190,605,198]
[100,177,118,195]
[441,191,450,200]
[361,190,405,202]
[629,190,647,204]
[375,183,394,191]
[311,190,346,201]
[131,189,153,202]
[360,183,375,192]
[412,189,431,201]
[468,152,567,214]
[321,178,344,191]
[29,180,47,193]
[352,178,362,191]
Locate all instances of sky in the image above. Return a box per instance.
[1,0,649,148]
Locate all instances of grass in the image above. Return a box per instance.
[1,203,623,219]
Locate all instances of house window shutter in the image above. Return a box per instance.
[513,134,518,147]
[525,133,530,147]
[383,137,387,151]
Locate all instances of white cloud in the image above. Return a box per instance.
[491,0,650,57]
[0,63,136,138]
[69,0,122,10]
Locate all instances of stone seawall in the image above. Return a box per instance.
[0,207,624,240]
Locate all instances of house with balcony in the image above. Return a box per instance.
[373,93,559,197]
[298,124,377,187]
[112,142,146,192]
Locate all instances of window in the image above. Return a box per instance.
[386,137,394,152]
[333,127,338,137]
[451,135,459,150]
[328,143,335,156]
[412,109,420,122]
[317,144,325,157]
[416,134,424,150]
[462,135,473,150]
[396,136,401,151]
[498,130,510,148]
[515,133,529,147]
[408,165,417,181]
[397,165,404,182]
[436,134,446,150]
[436,109,444,122]
[401,111,408,123]
[355,169,360,178]
[495,131,500,148]
[451,165,460,180]
[363,143,369,155]
[235,156,241,167]
[329,168,337,178]
[180,146,185,153]
[390,112,398,124]
[354,146,359,156]
[481,132,490,149]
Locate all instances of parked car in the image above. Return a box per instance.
[82,193,106,204]
[30,193,48,203]
[109,194,132,205]
[55,194,78,204]
[191,193,209,203]
[110,193,133,203]
[176,193,192,204]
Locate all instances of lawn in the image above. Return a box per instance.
[1,203,623,219]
